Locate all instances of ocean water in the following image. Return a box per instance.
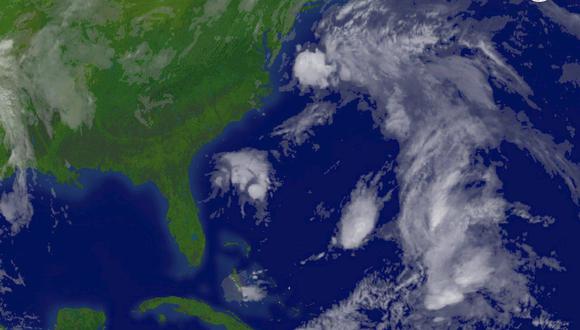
[3,2,399,329]
[189,91,402,328]
[1,1,580,329]
[488,2,580,324]
[495,142,580,325]
[0,171,189,329]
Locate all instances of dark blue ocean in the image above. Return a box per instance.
[1,1,579,329]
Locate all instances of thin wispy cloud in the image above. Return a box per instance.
[271,102,336,155]
[0,0,118,232]
[298,0,580,328]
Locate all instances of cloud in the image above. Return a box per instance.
[293,49,336,89]
[238,0,258,12]
[0,39,35,232]
[271,102,335,154]
[210,148,276,221]
[298,270,407,330]
[559,62,580,87]
[239,285,267,302]
[0,40,34,171]
[334,175,383,250]
[0,0,120,232]
[300,0,580,327]
[222,267,270,303]
[119,43,176,85]
[510,202,555,227]
[203,0,231,18]
[539,1,580,39]
[23,19,114,133]
[0,173,34,233]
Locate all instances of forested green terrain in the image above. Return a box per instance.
[54,308,106,330]
[0,0,307,266]
[139,296,252,330]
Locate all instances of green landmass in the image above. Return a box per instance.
[229,268,242,287]
[223,240,251,257]
[0,128,13,178]
[54,307,106,330]
[157,313,167,324]
[0,0,309,267]
[138,296,251,330]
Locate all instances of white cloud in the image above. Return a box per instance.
[24,23,113,133]
[203,0,231,18]
[210,148,276,221]
[301,0,580,327]
[539,1,580,39]
[0,0,119,232]
[119,42,175,85]
[298,270,408,330]
[0,39,35,232]
[293,49,336,89]
[0,173,34,233]
[222,267,270,303]
[334,176,382,250]
[510,202,555,227]
[238,0,258,12]
[0,40,34,171]
[271,102,335,154]
[239,285,267,302]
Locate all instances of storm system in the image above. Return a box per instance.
[286,0,580,329]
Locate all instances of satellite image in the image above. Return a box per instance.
[0,0,579,329]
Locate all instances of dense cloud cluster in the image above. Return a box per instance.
[295,0,580,328]
[210,148,277,222]
[334,173,386,250]
[0,40,34,233]
[293,49,336,89]
[0,0,118,232]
